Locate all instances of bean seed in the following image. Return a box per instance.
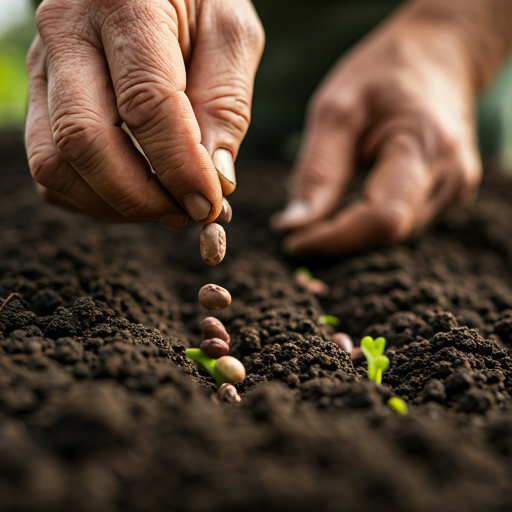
[331,333,353,354]
[200,338,230,359]
[218,383,241,403]
[200,223,226,266]
[308,279,330,297]
[198,284,231,310]
[215,197,233,225]
[351,347,365,363]
[215,356,245,383]
[200,317,230,343]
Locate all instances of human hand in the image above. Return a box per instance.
[271,9,482,255]
[26,0,264,227]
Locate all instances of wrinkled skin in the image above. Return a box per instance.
[26,0,264,226]
[272,0,512,256]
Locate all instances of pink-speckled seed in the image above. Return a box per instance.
[200,338,230,359]
[331,333,353,354]
[200,317,230,344]
[200,223,226,266]
[198,284,231,310]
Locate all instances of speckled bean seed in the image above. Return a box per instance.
[218,383,241,403]
[331,333,353,354]
[198,284,231,310]
[200,223,226,266]
[200,338,230,359]
[200,317,230,343]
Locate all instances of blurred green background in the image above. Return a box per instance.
[1,0,512,168]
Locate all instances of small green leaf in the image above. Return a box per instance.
[374,337,386,356]
[320,315,339,326]
[361,336,375,353]
[294,267,315,280]
[388,397,408,415]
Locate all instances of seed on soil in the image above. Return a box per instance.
[200,223,226,266]
[198,284,231,310]
[200,317,230,343]
[351,347,365,363]
[200,338,230,359]
[331,333,353,354]
[218,383,241,403]
[215,197,233,225]
[215,356,246,383]
[308,279,330,297]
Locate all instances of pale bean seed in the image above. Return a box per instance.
[200,317,230,343]
[200,223,226,266]
[198,284,231,310]
[200,338,230,359]
[331,333,353,354]
[215,356,245,383]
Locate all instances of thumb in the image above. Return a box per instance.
[187,0,265,196]
[271,92,362,232]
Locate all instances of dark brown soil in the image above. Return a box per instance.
[2,132,512,512]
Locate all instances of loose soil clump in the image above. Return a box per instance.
[2,135,512,511]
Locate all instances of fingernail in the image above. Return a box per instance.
[271,201,311,231]
[213,148,236,186]
[158,213,189,228]
[182,193,212,222]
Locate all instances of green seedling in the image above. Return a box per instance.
[320,315,339,327]
[186,349,245,387]
[294,266,315,281]
[387,397,408,415]
[360,336,389,385]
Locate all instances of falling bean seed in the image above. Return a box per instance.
[215,356,245,383]
[215,197,233,225]
[200,223,226,266]
[198,284,231,310]
[200,338,230,359]
[331,333,353,354]
[218,383,241,403]
[200,317,230,343]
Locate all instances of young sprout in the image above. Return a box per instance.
[360,336,389,385]
[387,397,408,415]
[320,315,339,327]
[186,349,245,387]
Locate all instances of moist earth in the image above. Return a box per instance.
[2,133,512,511]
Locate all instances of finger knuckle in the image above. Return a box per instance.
[117,82,169,129]
[375,203,413,244]
[116,193,155,222]
[310,91,358,129]
[29,149,61,187]
[219,8,265,55]
[35,0,67,37]
[52,115,105,169]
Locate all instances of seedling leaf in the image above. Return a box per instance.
[186,348,225,387]
[320,315,339,326]
[360,336,388,384]
[388,397,408,415]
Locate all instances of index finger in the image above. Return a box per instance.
[101,1,223,223]
[283,133,433,256]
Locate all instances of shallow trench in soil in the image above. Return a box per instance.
[2,137,512,512]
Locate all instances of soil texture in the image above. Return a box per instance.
[2,133,512,511]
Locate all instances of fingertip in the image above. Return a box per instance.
[270,201,312,233]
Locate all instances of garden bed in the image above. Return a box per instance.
[2,134,512,512]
